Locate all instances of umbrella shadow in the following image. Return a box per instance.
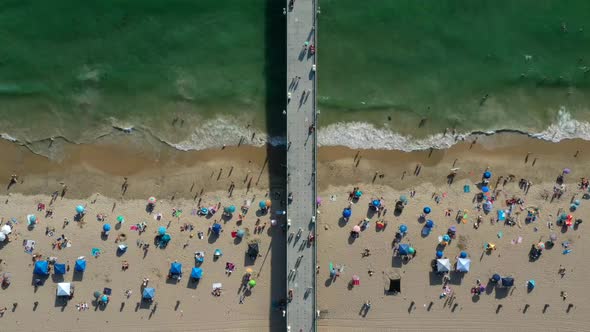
[207,233,219,244]
[51,274,64,283]
[338,217,348,228]
[428,272,444,286]
[391,256,403,268]
[186,278,199,289]
[495,287,510,299]
[72,271,84,282]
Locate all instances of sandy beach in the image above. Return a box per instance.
[1,133,590,331]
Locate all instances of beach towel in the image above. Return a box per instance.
[463,185,470,193]
[23,239,35,254]
[130,225,139,231]
[212,283,222,290]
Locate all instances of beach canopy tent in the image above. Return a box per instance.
[388,277,401,293]
[191,267,203,279]
[54,263,66,275]
[170,262,182,276]
[34,260,49,275]
[436,258,451,273]
[247,243,259,259]
[74,259,86,272]
[456,258,471,272]
[501,277,514,287]
[398,244,410,256]
[56,282,71,296]
[142,287,155,300]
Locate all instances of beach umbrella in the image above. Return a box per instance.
[398,244,410,255]
[101,295,108,303]
[94,291,102,299]
[148,197,156,204]
[236,229,246,238]
[354,190,362,198]
[212,223,222,235]
[259,201,267,209]
[423,206,431,214]
[33,260,49,275]
[54,263,66,275]
[342,208,352,218]
[399,224,408,233]
[550,233,558,242]
[169,262,182,275]
[574,199,581,206]
[483,171,492,179]
[224,205,236,214]
[459,251,467,259]
[214,249,223,257]
[399,195,408,204]
[563,168,571,174]
[492,274,501,282]
[248,279,256,287]
[352,225,361,233]
[191,267,203,279]
[158,226,166,235]
[372,199,381,207]
[457,258,471,272]
[1,224,11,235]
[200,207,208,215]
[56,283,71,296]
[0,233,5,241]
[425,220,434,228]
[316,197,322,205]
[408,247,415,255]
[161,234,171,242]
[76,205,85,214]
[28,214,37,223]
[436,258,451,273]
[482,186,489,193]
[142,287,155,299]
[103,224,111,232]
[116,215,125,223]
[436,251,443,258]
[536,242,545,250]
[74,259,86,272]
[442,234,451,242]
[265,199,272,207]
[527,279,536,290]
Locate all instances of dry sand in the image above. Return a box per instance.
[1,133,590,331]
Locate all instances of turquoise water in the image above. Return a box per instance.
[1,0,590,150]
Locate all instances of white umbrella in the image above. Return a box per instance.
[56,283,71,296]
[1,225,11,235]
[436,258,451,273]
[0,232,5,242]
[457,258,471,272]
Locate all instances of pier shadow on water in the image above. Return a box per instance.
[264,0,287,331]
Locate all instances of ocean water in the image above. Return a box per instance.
[1,0,590,154]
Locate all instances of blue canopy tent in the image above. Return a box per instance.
[142,287,155,300]
[34,260,49,275]
[398,244,410,256]
[74,259,86,272]
[170,262,182,276]
[501,277,514,287]
[212,223,222,235]
[54,263,66,275]
[190,267,203,279]
[342,208,352,219]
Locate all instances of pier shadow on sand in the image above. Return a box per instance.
[264,0,287,330]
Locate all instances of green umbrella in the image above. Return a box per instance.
[117,215,125,223]
[162,234,171,242]
[94,291,101,299]
[248,279,256,287]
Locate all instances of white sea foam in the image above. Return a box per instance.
[0,133,18,142]
[531,107,590,142]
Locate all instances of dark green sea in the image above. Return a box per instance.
[1,0,590,153]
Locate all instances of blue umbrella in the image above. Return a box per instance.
[161,234,171,243]
[354,190,362,198]
[54,263,66,275]
[224,205,236,214]
[169,262,182,275]
[103,224,111,232]
[482,186,489,193]
[459,251,467,258]
[33,260,49,275]
[436,250,443,258]
[191,267,203,279]
[74,259,86,272]
[259,201,267,209]
[29,215,37,223]
[527,279,536,290]
[442,234,451,242]
[399,195,408,204]
[423,206,431,214]
[425,220,434,228]
[200,207,208,214]
[101,295,108,303]
[483,171,492,179]
[212,223,222,235]
[142,287,155,299]
[158,226,166,235]
[372,199,381,207]
[342,208,352,218]
[492,273,501,282]
[398,244,410,255]
[399,224,408,233]
[76,205,85,214]
[236,229,246,238]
